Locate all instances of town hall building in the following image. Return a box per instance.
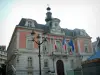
[7,7,93,75]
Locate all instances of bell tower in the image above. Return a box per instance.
[45,5,52,22]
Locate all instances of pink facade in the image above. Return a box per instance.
[19,32,29,48]
[17,27,92,53]
[76,39,92,53]
[88,40,92,52]
[18,28,39,49]
[74,40,78,53]
[80,39,84,52]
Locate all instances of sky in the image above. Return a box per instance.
[0,0,100,48]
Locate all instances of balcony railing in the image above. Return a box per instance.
[26,66,33,71]
[47,51,68,59]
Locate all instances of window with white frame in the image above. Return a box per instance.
[84,45,88,53]
[84,40,89,53]
[51,39,53,50]
[28,72,33,75]
[43,41,49,54]
[28,21,32,27]
[43,43,46,54]
[44,59,48,67]
[56,40,61,51]
[26,35,33,49]
[45,41,48,52]
[17,56,19,63]
[70,59,74,68]
[28,57,32,67]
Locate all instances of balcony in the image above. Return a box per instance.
[1,57,7,60]
[54,51,67,55]
[48,51,68,59]
[0,61,4,64]
[26,66,33,71]
[43,67,49,70]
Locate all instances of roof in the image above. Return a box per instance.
[18,18,50,32]
[18,18,90,37]
[64,29,74,36]
[88,50,100,60]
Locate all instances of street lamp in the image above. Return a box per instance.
[31,30,47,75]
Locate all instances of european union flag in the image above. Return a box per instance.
[62,38,66,50]
[68,39,74,52]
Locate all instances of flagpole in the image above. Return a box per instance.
[61,39,62,56]
[66,41,69,55]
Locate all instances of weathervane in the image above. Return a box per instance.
[46,4,51,11]
[47,4,49,7]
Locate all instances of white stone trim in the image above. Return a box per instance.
[77,40,81,54]
[26,35,34,50]
[17,26,43,32]
[16,31,20,49]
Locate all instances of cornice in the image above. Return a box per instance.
[47,33,73,39]
[16,25,44,32]
[82,58,100,65]
[73,36,92,39]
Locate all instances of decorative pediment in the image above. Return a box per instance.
[49,18,64,35]
[51,18,60,28]
[52,18,60,22]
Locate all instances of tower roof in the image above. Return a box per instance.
[47,7,51,11]
[45,6,52,22]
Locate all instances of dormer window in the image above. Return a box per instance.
[28,21,32,27]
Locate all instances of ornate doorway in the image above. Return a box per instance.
[56,60,65,75]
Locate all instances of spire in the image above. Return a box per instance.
[45,5,52,22]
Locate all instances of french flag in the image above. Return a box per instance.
[54,36,57,50]
[62,38,66,50]
[54,40,57,49]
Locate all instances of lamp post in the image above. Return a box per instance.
[31,30,47,75]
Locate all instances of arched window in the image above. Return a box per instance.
[28,57,32,67]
